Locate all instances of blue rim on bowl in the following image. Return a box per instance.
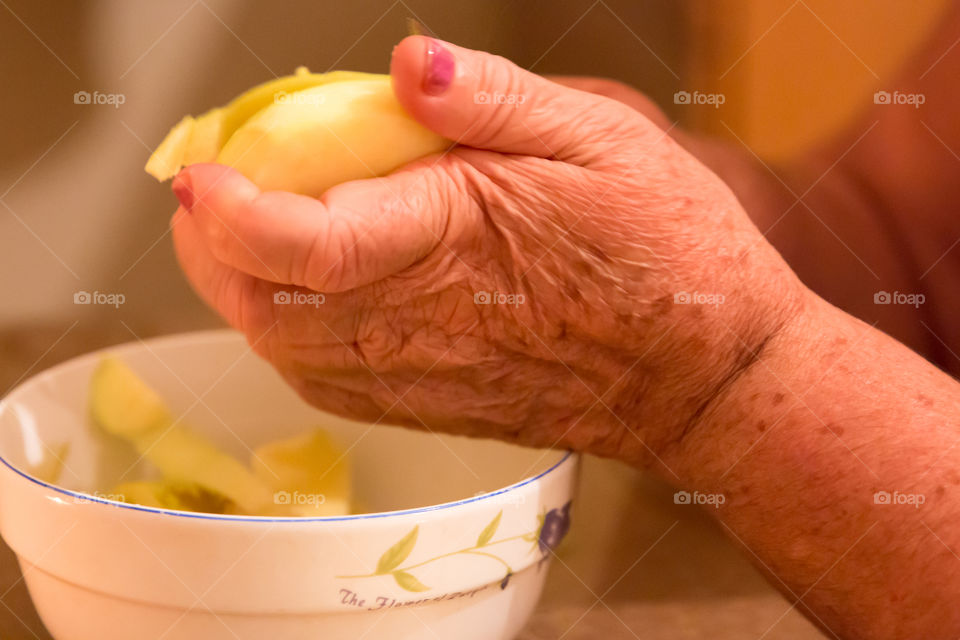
[0,449,572,523]
[0,330,574,523]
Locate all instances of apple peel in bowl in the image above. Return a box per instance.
[90,357,351,517]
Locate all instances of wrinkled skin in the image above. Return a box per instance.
[171,37,804,467]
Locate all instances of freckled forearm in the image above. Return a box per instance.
[664,293,960,639]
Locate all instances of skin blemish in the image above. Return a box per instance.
[574,260,593,276]
[586,244,611,263]
[650,295,673,317]
[772,392,785,405]
[564,282,583,303]
[687,335,708,354]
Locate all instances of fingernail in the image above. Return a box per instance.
[172,173,195,212]
[423,38,454,96]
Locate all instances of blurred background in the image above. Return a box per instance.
[0,0,950,638]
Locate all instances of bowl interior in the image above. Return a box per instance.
[0,330,565,515]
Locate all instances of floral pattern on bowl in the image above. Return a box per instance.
[339,500,573,593]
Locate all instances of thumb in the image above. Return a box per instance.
[390,36,651,166]
[173,162,452,293]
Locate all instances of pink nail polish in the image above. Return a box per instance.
[423,38,454,95]
[172,173,195,212]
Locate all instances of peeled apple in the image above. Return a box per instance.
[145,67,449,197]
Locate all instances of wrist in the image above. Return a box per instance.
[653,286,825,484]
[605,254,811,474]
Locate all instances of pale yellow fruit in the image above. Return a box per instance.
[89,357,353,517]
[251,429,350,517]
[110,481,174,509]
[146,68,448,197]
[136,424,274,514]
[110,481,230,513]
[90,358,169,438]
[89,358,273,513]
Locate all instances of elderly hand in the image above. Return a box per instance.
[170,37,804,468]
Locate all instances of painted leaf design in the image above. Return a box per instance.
[529,512,546,551]
[476,510,502,547]
[393,570,430,592]
[376,525,419,574]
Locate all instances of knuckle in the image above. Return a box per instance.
[378,186,417,221]
[203,194,260,267]
[205,213,238,265]
[592,77,637,95]
[471,62,527,148]
[210,269,278,345]
[301,216,358,292]
[583,78,647,105]
[353,317,402,372]
[210,267,244,327]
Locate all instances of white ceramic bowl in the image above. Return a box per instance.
[0,330,578,640]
